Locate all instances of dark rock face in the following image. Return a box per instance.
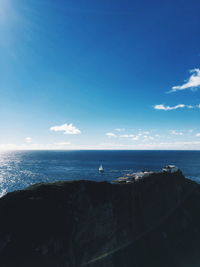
[0,172,200,267]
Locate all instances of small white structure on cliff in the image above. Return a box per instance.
[114,171,153,183]
[134,171,153,181]
[162,165,179,173]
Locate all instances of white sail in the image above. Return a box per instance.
[99,165,104,172]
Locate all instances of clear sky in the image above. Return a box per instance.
[0,0,200,150]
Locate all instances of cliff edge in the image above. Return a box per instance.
[0,172,200,267]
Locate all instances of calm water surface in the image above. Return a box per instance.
[0,150,200,197]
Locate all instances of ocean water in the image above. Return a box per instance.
[0,150,200,197]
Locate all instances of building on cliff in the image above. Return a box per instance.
[162,165,179,173]
[114,165,180,183]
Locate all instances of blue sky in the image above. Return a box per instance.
[0,0,200,150]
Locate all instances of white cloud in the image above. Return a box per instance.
[115,128,125,132]
[154,104,193,111]
[106,132,117,138]
[170,130,183,136]
[54,142,71,145]
[50,123,81,135]
[119,134,140,140]
[142,135,155,142]
[196,133,200,137]
[132,136,139,140]
[120,134,135,138]
[25,137,32,143]
[170,69,200,92]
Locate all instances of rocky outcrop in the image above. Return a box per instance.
[0,171,200,267]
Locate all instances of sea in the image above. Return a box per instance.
[0,150,200,197]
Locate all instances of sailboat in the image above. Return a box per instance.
[99,165,104,173]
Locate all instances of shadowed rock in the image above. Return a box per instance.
[0,171,200,267]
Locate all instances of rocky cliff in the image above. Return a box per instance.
[0,171,200,267]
